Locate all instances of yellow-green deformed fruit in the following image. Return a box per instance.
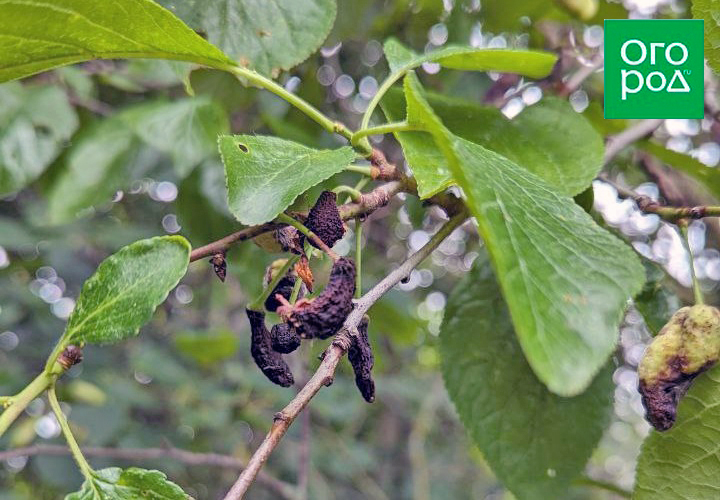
[638,305,720,431]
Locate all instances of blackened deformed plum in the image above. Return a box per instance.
[246,308,294,387]
[264,274,297,312]
[270,322,302,354]
[283,257,356,339]
[348,315,375,402]
[304,191,345,249]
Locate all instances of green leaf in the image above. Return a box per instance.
[383,38,557,79]
[441,259,614,499]
[404,75,645,395]
[0,0,234,83]
[471,0,564,33]
[60,236,190,346]
[693,0,720,74]
[174,329,239,366]
[157,0,337,77]
[46,117,138,225]
[0,82,78,196]
[65,467,189,499]
[635,364,720,499]
[635,262,681,335]
[383,87,603,197]
[640,141,720,201]
[219,135,355,225]
[121,96,228,177]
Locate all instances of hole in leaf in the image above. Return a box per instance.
[238,143,249,153]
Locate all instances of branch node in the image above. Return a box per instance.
[273,412,290,423]
[57,345,83,371]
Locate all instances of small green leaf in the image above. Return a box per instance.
[0,82,78,196]
[0,0,234,83]
[220,135,355,225]
[693,0,720,74]
[635,365,720,499]
[61,236,190,346]
[46,117,138,225]
[441,259,614,499]
[65,467,189,499]
[121,96,228,178]
[157,0,337,77]
[383,38,557,79]
[403,75,645,395]
[640,141,720,201]
[383,86,603,197]
[174,329,239,366]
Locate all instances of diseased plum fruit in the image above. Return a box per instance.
[303,191,345,249]
[270,322,302,354]
[289,257,356,339]
[246,308,294,387]
[638,305,720,431]
[348,315,375,402]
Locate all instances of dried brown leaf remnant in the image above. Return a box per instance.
[210,252,227,282]
[638,305,720,430]
[294,255,314,292]
[246,309,294,387]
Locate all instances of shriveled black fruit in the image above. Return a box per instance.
[348,315,375,403]
[265,275,297,312]
[270,322,302,354]
[304,191,345,249]
[638,305,720,431]
[287,257,356,339]
[246,309,294,387]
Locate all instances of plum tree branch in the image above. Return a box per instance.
[188,180,407,263]
[222,210,468,500]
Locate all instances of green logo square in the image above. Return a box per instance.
[604,19,704,119]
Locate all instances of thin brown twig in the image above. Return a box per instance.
[604,118,663,165]
[597,173,720,221]
[222,210,468,500]
[558,54,603,97]
[0,444,296,500]
[189,180,406,263]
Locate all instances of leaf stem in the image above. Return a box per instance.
[289,273,303,304]
[0,362,66,438]
[345,165,374,177]
[358,70,408,152]
[680,223,704,305]
[47,383,97,485]
[355,218,363,299]
[276,213,339,261]
[332,185,363,202]
[351,120,415,147]
[225,66,371,155]
[248,256,300,311]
